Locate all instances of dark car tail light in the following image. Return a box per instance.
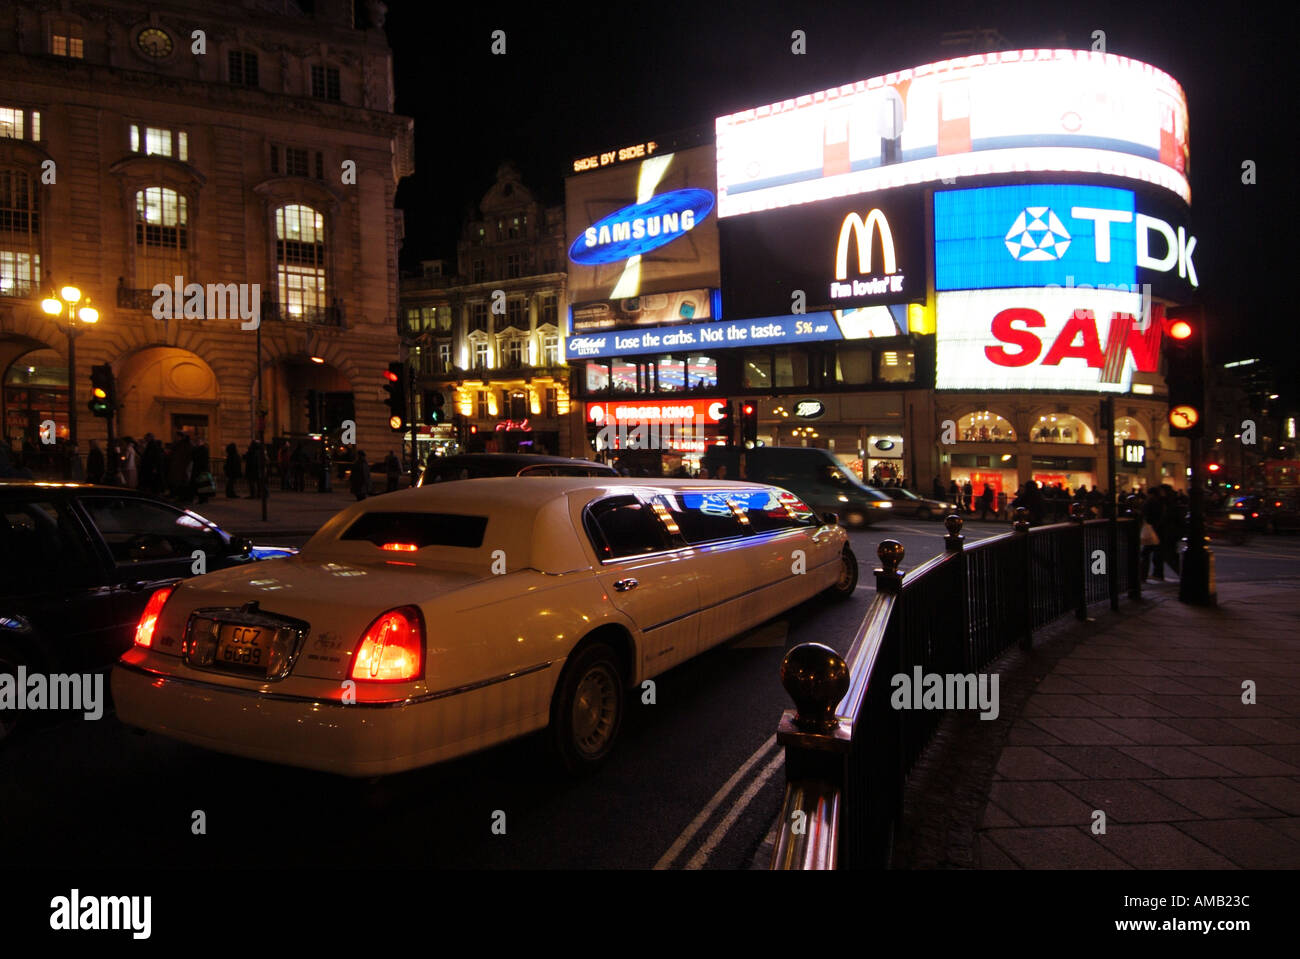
[350,607,423,682]
[134,585,176,648]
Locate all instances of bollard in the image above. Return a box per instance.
[876,539,905,593]
[780,643,851,734]
[943,513,964,552]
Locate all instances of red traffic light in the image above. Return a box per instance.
[1207,463,1221,472]
[1168,319,1193,340]
[742,404,754,416]
[383,369,400,382]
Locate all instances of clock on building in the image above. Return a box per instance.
[136,27,173,58]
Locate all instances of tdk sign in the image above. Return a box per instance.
[570,188,714,265]
[935,184,1197,293]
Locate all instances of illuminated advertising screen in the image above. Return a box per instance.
[566,305,910,359]
[935,288,1164,393]
[570,289,718,334]
[719,189,924,319]
[566,145,720,307]
[935,183,1196,296]
[715,50,1190,216]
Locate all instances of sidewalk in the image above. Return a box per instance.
[192,488,363,536]
[896,580,1300,869]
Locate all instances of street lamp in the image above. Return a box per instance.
[41,285,99,472]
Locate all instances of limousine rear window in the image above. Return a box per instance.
[585,496,670,560]
[340,512,488,549]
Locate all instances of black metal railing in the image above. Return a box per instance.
[771,509,1141,870]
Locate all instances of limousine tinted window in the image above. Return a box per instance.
[653,491,748,544]
[341,512,488,549]
[586,496,670,559]
[729,489,818,533]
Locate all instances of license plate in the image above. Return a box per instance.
[215,623,269,668]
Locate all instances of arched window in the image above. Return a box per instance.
[134,187,188,289]
[956,410,1015,443]
[275,204,326,319]
[0,169,40,297]
[1112,416,1149,446]
[1031,413,1093,445]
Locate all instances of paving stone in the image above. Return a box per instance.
[1058,779,1200,823]
[1042,745,1165,779]
[1093,718,1201,746]
[1159,717,1268,745]
[1021,695,1118,718]
[1226,718,1300,743]
[995,747,1088,780]
[983,827,1130,869]
[1078,695,1177,718]
[1175,819,1300,869]
[977,834,1021,869]
[979,801,1019,828]
[1029,717,1136,745]
[1183,745,1300,777]
[987,781,1094,826]
[1116,746,1236,777]
[1141,779,1280,818]
[1095,823,1236,869]
[1006,721,1064,746]
[1227,777,1300,815]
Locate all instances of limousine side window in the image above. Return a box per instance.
[585,496,671,560]
[730,489,819,533]
[651,492,749,545]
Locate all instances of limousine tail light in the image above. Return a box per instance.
[350,606,424,682]
[134,585,176,648]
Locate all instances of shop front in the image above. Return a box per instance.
[586,397,726,475]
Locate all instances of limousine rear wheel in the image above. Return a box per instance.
[550,642,625,774]
[827,546,859,600]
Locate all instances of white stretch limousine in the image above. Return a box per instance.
[112,478,856,776]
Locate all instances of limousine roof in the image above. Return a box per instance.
[304,477,781,575]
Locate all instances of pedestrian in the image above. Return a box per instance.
[948,480,960,508]
[962,480,974,514]
[977,482,995,520]
[245,440,263,499]
[86,439,105,484]
[932,475,945,500]
[224,442,242,498]
[350,450,371,501]
[279,442,291,491]
[1140,486,1166,581]
[192,440,214,504]
[385,450,400,493]
[1157,484,1184,578]
[120,438,139,488]
[169,433,194,503]
[291,443,309,492]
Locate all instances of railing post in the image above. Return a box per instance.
[876,539,905,593]
[944,514,973,670]
[1121,497,1142,601]
[1012,506,1032,650]
[1069,502,1088,620]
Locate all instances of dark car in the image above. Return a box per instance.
[1228,494,1300,533]
[416,453,617,487]
[870,485,958,520]
[0,481,294,735]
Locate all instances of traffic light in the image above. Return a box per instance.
[716,401,734,445]
[740,402,758,447]
[384,361,407,431]
[1163,306,1204,437]
[423,390,446,425]
[88,364,115,418]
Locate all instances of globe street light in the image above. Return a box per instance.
[41,284,99,470]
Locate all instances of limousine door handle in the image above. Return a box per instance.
[613,578,639,592]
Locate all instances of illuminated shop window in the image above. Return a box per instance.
[1032,413,1093,445]
[611,360,638,393]
[585,361,609,392]
[688,355,718,391]
[1111,416,1148,446]
[658,355,686,392]
[956,411,1015,443]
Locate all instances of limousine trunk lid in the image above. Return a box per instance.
[156,555,484,681]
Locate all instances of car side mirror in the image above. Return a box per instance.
[228,535,252,556]
[820,512,840,527]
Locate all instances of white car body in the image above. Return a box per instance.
[112,477,850,776]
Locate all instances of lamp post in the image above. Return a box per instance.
[41,286,99,475]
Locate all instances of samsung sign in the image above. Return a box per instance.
[935,184,1196,297]
[569,189,715,265]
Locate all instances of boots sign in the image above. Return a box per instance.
[935,288,1164,393]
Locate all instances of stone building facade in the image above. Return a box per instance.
[0,0,413,458]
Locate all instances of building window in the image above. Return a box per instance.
[835,345,873,385]
[1032,413,1093,445]
[542,258,556,274]
[742,351,772,390]
[0,107,40,142]
[876,349,915,383]
[314,151,324,180]
[228,50,259,87]
[956,411,1016,443]
[506,253,521,278]
[773,348,809,388]
[275,204,327,318]
[508,216,522,240]
[541,334,559,366]
[476,389,490,418]
[472,259,485,283]
[438,342,451,372]
[129,125,188,162]
[404,307,420,333]
[687,355,718,391]
[545,387,558,418]
[506,297,526,329]
[470,301,488,332]
[134,187,188,289]
[584,361,610,393]
[473,341,489,369]
[540,295,557,327]
[435,306,452,332]
[311,65,341,101]
[657,356,685,392]
[503,338,524,369]
[285,148,309,178]
[51,21,84,59]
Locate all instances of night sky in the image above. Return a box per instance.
[386,0,1293,400]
